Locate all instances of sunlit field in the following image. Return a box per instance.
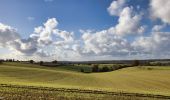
[1,0,170,99]
[0,85,167,100]
[0,62,170,99]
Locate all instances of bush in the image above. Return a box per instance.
[80,68,84,72]
[100,66,110,72]
[40,61,44,66]
[150,62,162,66]
[132,60,139,66]
[147,67,153,70]
[0,60,3,64]
[92,64,99,72]
[29,60,34,64]
[52,60,58,64]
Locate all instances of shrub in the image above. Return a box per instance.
[6,59,13,62]
[100,66,110,72]
[92,64,99,72]
[0,60,3,64]
[110,67,114,71]
[40,61,44,66]
[29,60,34,64]
[52,60,58,64]
[147,67,153,70]
[132,60,139,66]
[80,68,84,72]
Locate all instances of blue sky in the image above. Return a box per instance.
[0,0,115,38]
[0,0,170,61]
[0,0,154,38]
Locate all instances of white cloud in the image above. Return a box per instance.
[106,6,145,37]
[29,18,75,58]
[107,0,126,16]
[27,17,35,21]
[33,18,58,45]
[44,0,53,2]
[36,49,51,57]
[114,7,144,36]
[9,38,38,55]
[53,29,74,42]
[0,23,20,47]
[8,18,58,56]
[132,32,170,55]
[152,24,166,32]
[0,18,75,59]
[150,0,170,24]
[80,29,131,56]
[1,0,170,61]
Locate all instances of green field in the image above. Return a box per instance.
[0,62,170,99]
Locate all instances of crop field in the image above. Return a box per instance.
[0,62,170,99]
[0,84,168,100]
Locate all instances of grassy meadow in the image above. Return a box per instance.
[0,62,170,99]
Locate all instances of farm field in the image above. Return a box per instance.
[0,84,167,100]
[0,62,170,99]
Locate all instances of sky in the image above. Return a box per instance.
[0,0,170,61]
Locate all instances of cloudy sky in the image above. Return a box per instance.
[0,0,170,61]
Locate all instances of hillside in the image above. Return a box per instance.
[0,62,170,96]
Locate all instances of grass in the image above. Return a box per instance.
[1,85,165,100]
[0,62,170,98]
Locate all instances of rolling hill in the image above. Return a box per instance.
[0,62,170,96]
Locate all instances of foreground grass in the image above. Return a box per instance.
[0,62,170,97]
[0,84,167,100]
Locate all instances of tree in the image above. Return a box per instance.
[80,68,84,72]
[132,60,139,66]
[52,60,58,64]
[101,66,110,72]
[40,61,44,65]
[0,60,3,64]
[92,64,99,72]
[30,60,34,64]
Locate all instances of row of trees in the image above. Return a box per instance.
[80,60,140,73]
[90,64,132,73]
[0,59,19,62]
[29,60,58,65]
[0,60,2,64]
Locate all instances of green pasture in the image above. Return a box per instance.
[0,62,170,96]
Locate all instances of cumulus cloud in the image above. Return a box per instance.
[48,0,145,59]
[132,32,170,55]
[152,24,166,32]
[9,38,38,55]
[0,18,75,59]
[27,18,75,57]
[1,0,170,61]
[8,18,58,56]
[53,30,74,42]
[80,30,131,56]
[114,7,144,36]
[107,0,126,16]
[27,16,35,21]
[107,0,145,36]
[0,23,20,47]
[101,6,145,37]
[36,49,51,57]
[150,0,170,24]
[35,18,58,45]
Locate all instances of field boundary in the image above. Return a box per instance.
[1,84,170,99]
